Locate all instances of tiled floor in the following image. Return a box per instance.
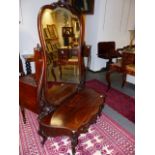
[86,70,135,136]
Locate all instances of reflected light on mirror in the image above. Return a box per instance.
[42,10,53,27]
[50,116,63,126]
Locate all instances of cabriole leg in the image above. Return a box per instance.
[71,132,78,155]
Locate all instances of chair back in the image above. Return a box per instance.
[98,42,115,58]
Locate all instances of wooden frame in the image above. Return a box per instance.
[71,0,94,14]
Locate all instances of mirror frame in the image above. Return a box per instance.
[37,1,85,90]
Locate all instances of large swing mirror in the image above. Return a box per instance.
[38,1,83,85]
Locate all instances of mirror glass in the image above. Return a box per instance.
[40,7,81,84]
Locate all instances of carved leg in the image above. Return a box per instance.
[20,105,26,124]
[38,105,55,120]
[106,66,119,91]
[71,132,78,155]
[38,127,47,145]
[106,58,112,70]
[106,70,111,91]
[121,73,126,87]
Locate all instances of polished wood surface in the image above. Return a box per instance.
[43,88,104,130]
[36,1,105,155]
[106,51,135,90]
[39,88,105,154]
[37,1,85,119]
[46,83,78,106]
[19,49,43,116]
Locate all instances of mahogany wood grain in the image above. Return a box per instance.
[36,2,105,155]
[19,49,43,117]
[38,88,105,154]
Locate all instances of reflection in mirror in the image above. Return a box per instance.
[40,7,81,84]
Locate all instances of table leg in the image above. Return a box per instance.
[71,132,78,155]
[106,70,112,91]
[121,73,126,87]
[38,126,47,145]
[20,104,26,124]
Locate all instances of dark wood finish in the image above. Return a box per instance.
[19,48,43,124]
[97,42,121,70]
[37,0,85,116]
[106,51,135,90]
[38,88,105,154]
[36,1,105,155]
[19,49,43,116]
[37,0,85,118]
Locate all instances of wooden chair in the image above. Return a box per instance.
[97,41,121,69]
[106,51,135,90]
[19,49,43,124]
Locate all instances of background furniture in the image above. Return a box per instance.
[39,88,104,154]
[19,48,43,124]
[106,51,135,90]
[97,41,121,70]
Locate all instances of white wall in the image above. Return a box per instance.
[19,0,135,84]
[85,0,135,71]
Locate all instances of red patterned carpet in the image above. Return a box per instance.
[19,109,135,155]
[86,79,135,123]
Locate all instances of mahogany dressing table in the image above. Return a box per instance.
[20,1,105,155]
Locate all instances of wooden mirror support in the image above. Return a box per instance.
[37,0,86,118]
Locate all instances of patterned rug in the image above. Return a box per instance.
[19,109,135,155]
[86,79,135,123]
